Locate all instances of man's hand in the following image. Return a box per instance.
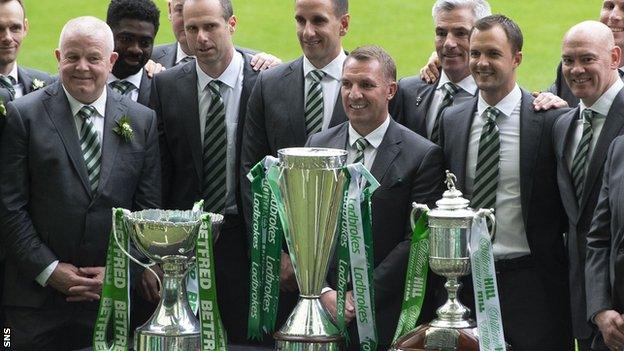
[250,52,282,71]
[47,263,103,302]
[532,91,568,111]
[419,51,440,84]
[280,252,298,292]
[595,309,624,350]
[319,289,356,324]
[139,264,163,303]
[144,59,166,78]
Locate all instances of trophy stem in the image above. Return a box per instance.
[430,277,475,329]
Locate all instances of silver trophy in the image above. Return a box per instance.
[114,208,223,351]
[392,171,503,351]
[272,147,348,351]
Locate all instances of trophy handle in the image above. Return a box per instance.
[113,217,163,290]
[410,202,430,229]
[475,208,496,242]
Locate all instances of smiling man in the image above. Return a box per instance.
[390,0,490,142]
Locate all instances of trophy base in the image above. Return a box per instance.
[391,323,512,351]
[274,297,343,351]
[134,330,200,351]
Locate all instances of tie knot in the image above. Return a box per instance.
[355,137,369,152]
[308,70,325,83]
[0,75,16,85]
[109,80,135,94]
[484,107,500,123]
[581,109,595,123]
[442,82,459,96]
[77,105,97,120]
[207,80,222,96]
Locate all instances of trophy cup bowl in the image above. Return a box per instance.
[117,208,223,351]
[273,147,348,351]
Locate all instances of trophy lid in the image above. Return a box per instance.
[428,171,475,219]
[278,147,348,169]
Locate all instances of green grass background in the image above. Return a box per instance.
[21,0,601,91]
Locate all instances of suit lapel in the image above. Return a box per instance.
[449,100,476,192]
[137,71,152,106]
[557,109,580,220]
[581,89,624,213]
[43,84,92,196]
[178,64,203,183]
[370,120,401,183]
[17,66,33,94]
[414,81,438,136]
[326,123,349,150]
[329,93,347,128]
[283,58,307,143]
[519,90,543,225]
[95,89,124,197]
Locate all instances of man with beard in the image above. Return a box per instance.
[106,0,160,107]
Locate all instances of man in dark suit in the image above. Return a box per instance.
[308,45,444,351]
[390,0,490,140]
[106,0,160,107]
[439,15,572,351]
[554,21,624,351]
[0,16,161,350]
[150,0,261,343]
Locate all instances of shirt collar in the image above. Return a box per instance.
[303,50,347,81]
[579,78,624,117]
[6,62,18,83]
[176,42,194,64]
[477,84,521,119]
[348,115,390,149]
[108,68,143,89]
[196,48,243,90]
[63,85,107,118]
[438,70,477,96]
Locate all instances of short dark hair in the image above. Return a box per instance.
[106,0,160,33]
[471,14,523,53]
[346,45,396,82]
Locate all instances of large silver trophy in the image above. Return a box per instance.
[392,172,507,351]
[272,148,348,351]
[115,208,223,351]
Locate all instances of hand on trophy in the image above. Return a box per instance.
[320,289,356,324]
[280,252,298,292]
[48,262,103,302]
[139,264,163,303]
[595,309,624,350]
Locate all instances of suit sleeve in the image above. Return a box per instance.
[149,77,173,208]
[585,139,617,321]
[0,102,57,281]
[132,110,162,210]
[373,144,445,307]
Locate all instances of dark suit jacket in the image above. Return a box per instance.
[150,48,258,211]
[390,76,439,137]
[136,70,152,107]
[439,89,569,309]
[0,66,56,103]
[0,82,161,308]
[150,42,177,69]
[554,88,624,339]
[240,56,348,236]
[549,62,581,108]
[306,119,445,347]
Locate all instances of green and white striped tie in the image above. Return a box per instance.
[430,82,459,144]
[202,80,227,213]
[354,137,369,165]
[305,70,326,136]
[471,106,501,211]
[109,80,135,95]
[78,105,102,193]
[571,109,595,204]
[0,75,16,100]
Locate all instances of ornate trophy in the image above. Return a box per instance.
[392,172,511,351]
[271,148,348,351]
[116,208,223,351]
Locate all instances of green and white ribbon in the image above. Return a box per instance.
[247,157,284,339]
[393,212,430,342]
[93,208,130,351]
[341,163,379,351]
[470,215,506,351]
[197,214,227,350]
[186,199,206,316]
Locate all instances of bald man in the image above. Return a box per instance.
[0,16,160,350]
[553,21,624,351]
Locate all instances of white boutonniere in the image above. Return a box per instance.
[0,100,5,117]
[113,116,134,141]
[31,78,46,91]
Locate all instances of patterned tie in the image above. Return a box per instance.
[0,75,16,100]
[353,137,369,165]
[77,105,102,193]
[109,80,135,95]
[430,82,460,144]
[202,80,227,213]
[471,107,501,211]
[571,109,595,204]
[305,70,326,136]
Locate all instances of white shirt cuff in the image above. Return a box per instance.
[321,287,334,295]
[36,260,59,286]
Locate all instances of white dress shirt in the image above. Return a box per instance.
[347,116,390,170]
[565,79,624,174]
[176,42,194,65]
[465,84,530,259]
[303,50,346,131]
[107,69,143,102]
[196,49,244,215]
[425,71,477,138]
[6,62,24,98]
[36,87,108,286]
